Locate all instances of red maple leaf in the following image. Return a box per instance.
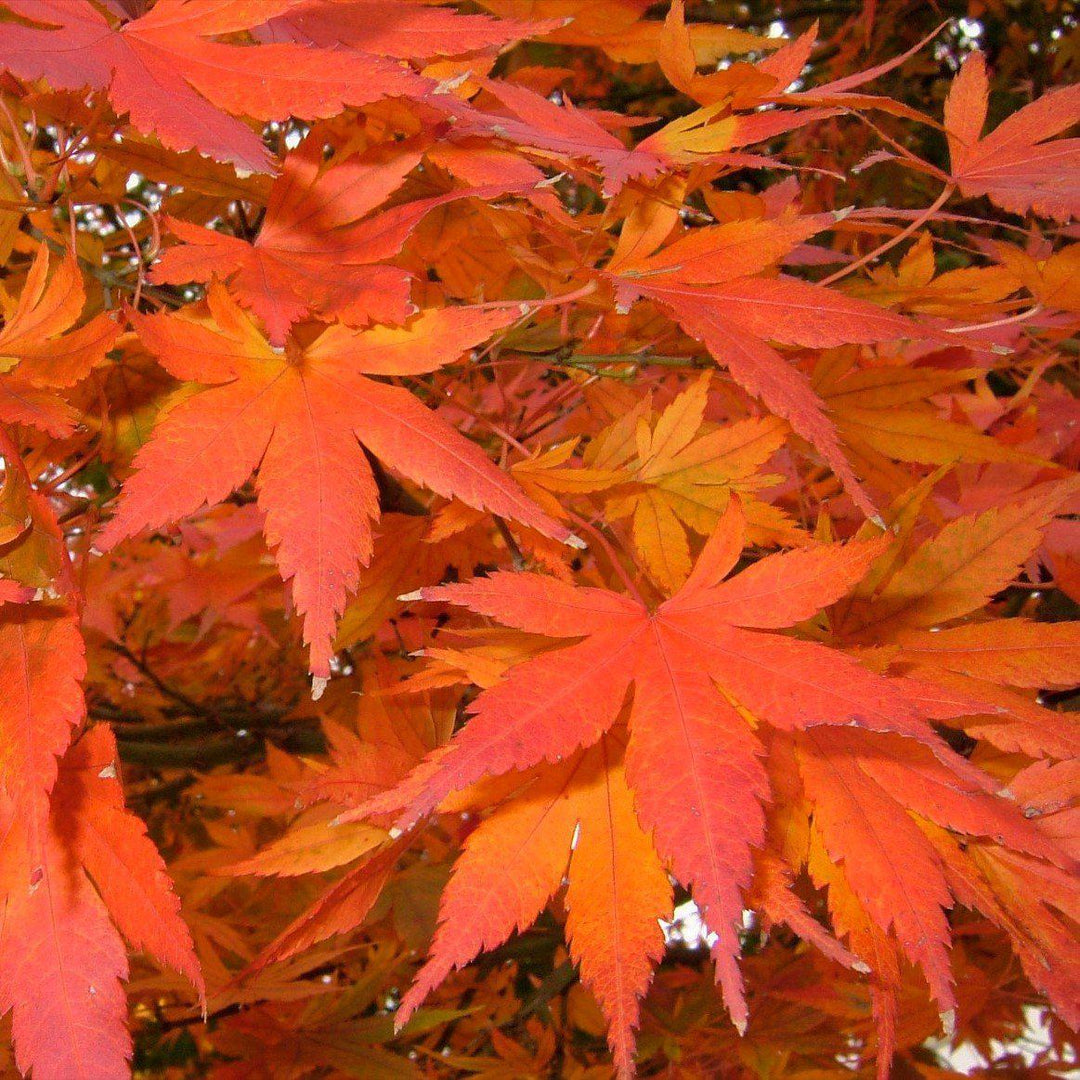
[944,50,1080,220]
[0,0,425,172]
[258,0,563,59]
[150,136,533,343]
[356,501,976,1041]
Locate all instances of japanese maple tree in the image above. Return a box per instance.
[0,1,1077,1078]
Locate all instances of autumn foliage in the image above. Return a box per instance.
[0,0,1078,1077]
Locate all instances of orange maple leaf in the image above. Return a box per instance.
[797,727,1069,1032]
[0,726,202,1079]
[0,248,119,436]
[357,500,978,1045]
[605,213,941,515]
[399,732,672,1079]
[97,285,573,685]
[150,136,533,343]
[944,50,1080,221]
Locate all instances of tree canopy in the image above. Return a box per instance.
[0,1,1077,1077]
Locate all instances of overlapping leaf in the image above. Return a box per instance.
[0,2,1077,1076]
[396,734,671,1078]
[260,0,562,58]
[945,50,1080,220]
[0,437,199,1079]
[605,212,941,515]
[0,0,424,173]
[151,137,531,343]
[0,727,202,1079]
[434,74,832,196]
[796,727,1069,1027]
[356,501,982,1055]
[585,374,802,590]
[98,285,571,683]
[0,248,119,436]
[811,353,1050,501]
[837,479,1080,759]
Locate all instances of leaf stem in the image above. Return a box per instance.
[818,183,955,286]
[567,511,645,606]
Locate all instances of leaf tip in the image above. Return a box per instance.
[566,533,588,550]
[940,1008,956,1038]
[433,71,471,95]
[311,675,329,701]
[397,589,425,602]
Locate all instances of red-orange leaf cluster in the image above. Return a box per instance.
[0,2,1076,1078]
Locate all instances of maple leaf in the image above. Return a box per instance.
[847,234,1021,320]
[434,75,829,196]
[585,373,803,591]
[357,500,977,1039]
[161,528,279,637]
[944,50,1080,221]
[0,725,202,1079]
[0,605,85,814]
[656,0,782,106]
[892,620,1080,693]
[943,838,1080,1029]
[0,434,201,1078]
[605,213,942,516]
[0,799,129,1080]
[226,815,387,878]
[432,76,669,196]
[803,826,905,1070]
[149,138,423,343]
[521,0,776,65]
[990,240,1080,313]
[331,513,467,651]
[226,667,459,877]
[0,247,119,436]
[97,284,572,683]
[150,136,532,343]
[757,718,1078,1076]
[797,727,1068,1025]
[0,431,85,809]
[304,660,459,806]
[49,725,204,995]
[0,0,425,173]
[658,3,944,127]
[259,0,564,58]
[1005,759,1079,861]
[832,479,1080,760]
[0,427,78,600]
[839,480,1079,640]
[811,354,1051,501]
[395,733,671,1079]
[251,839,407,975]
